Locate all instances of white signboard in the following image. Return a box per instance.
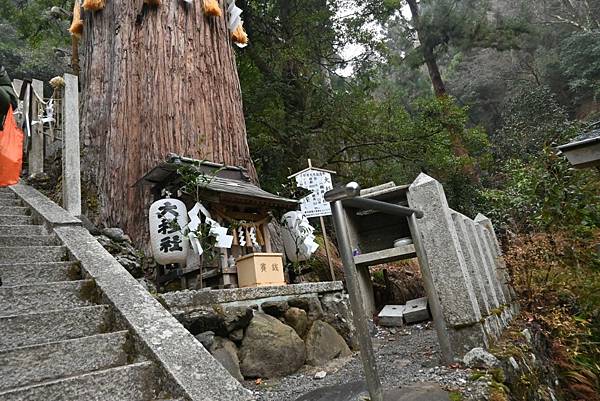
[295,169,333,218]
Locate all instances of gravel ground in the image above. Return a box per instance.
[244,324,491,401]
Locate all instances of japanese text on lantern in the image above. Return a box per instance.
[156,202,182,253]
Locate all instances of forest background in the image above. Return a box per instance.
[1,0,600,399]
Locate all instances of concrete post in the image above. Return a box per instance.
[408,174,487,361]
[451,212,491,316]
[475,214,516,302]
[63,74,82,216]
[28,79,44,176]
[464,218,502,309]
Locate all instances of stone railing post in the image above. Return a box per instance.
[407,174,487,362]
[475,214,516,301]
[63,74,82,216]
[28,79,45,176]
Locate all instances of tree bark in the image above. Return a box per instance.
[80,0,256,245]
[406,0,447,97]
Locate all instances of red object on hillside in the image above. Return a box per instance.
[0,106,23,186]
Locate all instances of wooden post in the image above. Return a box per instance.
[11,80,23,127]
[320,215,336,281]
[63,74,82,216]
[28,79,44,176]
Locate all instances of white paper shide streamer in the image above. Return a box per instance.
[186,202,234,257]
[226,0,247,48]
[281,211,319,262]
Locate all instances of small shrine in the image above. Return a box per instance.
[137,154,298,290]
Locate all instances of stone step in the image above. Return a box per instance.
[0,245,67,263]
[0,330,130,391]
[0,305,112,350]
[0,187,14,193]
[0,235,59,247]
[1,206,29,216]
[0,261,79,286]
[0,192,17,199]
[0,280,95,317]
[0,361,157,401]
[0,224,45,236]
[0,215,33,225]
[0,198,22,207]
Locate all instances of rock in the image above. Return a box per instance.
[103,227,130,243]
[314,371,327,380]
[305,320,352,366]
[463,347,500,369]
[522,328,532,344]
[78,214,102,236]
[261,300,289,317]
[194,330,215,349]
[180,305,254,336]
[210,337,244,382]
[116,255,143,278]
[229,328,244,343]
[284,307,309,338]
[239,313,306,378]
[136,278,157,293]
[289,295,324,322]
[320,293,358,350]
[220,305,254,333]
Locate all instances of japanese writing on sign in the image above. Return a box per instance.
[295,169,333,218]
[156,201,182,253]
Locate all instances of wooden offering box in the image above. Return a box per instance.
[236,253,286,288]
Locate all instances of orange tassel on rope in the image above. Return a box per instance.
[69,0,84,38]
[232,23,248,46]
[82,0,105,11]
[144,0,161,5]
[203,0,222,17]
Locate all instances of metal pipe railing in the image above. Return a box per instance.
[325,182,423,219]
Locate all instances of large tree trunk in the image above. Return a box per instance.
[80,0,256,245]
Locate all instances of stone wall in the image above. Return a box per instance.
[159,282,357,380]
[407,173,519,363]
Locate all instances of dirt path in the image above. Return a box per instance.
[244,324,490,401]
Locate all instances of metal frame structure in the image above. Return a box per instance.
[325,182,424,401]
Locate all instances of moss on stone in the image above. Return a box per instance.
[79,279,101,304]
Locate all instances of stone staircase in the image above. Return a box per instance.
[0,187,183,401]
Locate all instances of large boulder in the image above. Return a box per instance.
[305,320,352,366]
[210,337,244,382]
[284,307,309,338]
[239,313,306,378]
[177,305,254,336]
[320,292,358,350]
[289,295,324,322]
[261,300,289,317]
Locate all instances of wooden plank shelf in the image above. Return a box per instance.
[353,244,417,266]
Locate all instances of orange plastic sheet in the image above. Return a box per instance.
[0,107,23,187]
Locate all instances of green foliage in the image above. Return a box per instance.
[0,0,71,82]
[492,86,578,161]
[482,150,600,233]
[560,32,600,105]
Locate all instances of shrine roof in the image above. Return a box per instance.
[136,154,298,209]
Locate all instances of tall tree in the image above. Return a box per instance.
[79,0,256,243]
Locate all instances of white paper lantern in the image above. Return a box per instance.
[281,211,319,262]
[149,198,190,265]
